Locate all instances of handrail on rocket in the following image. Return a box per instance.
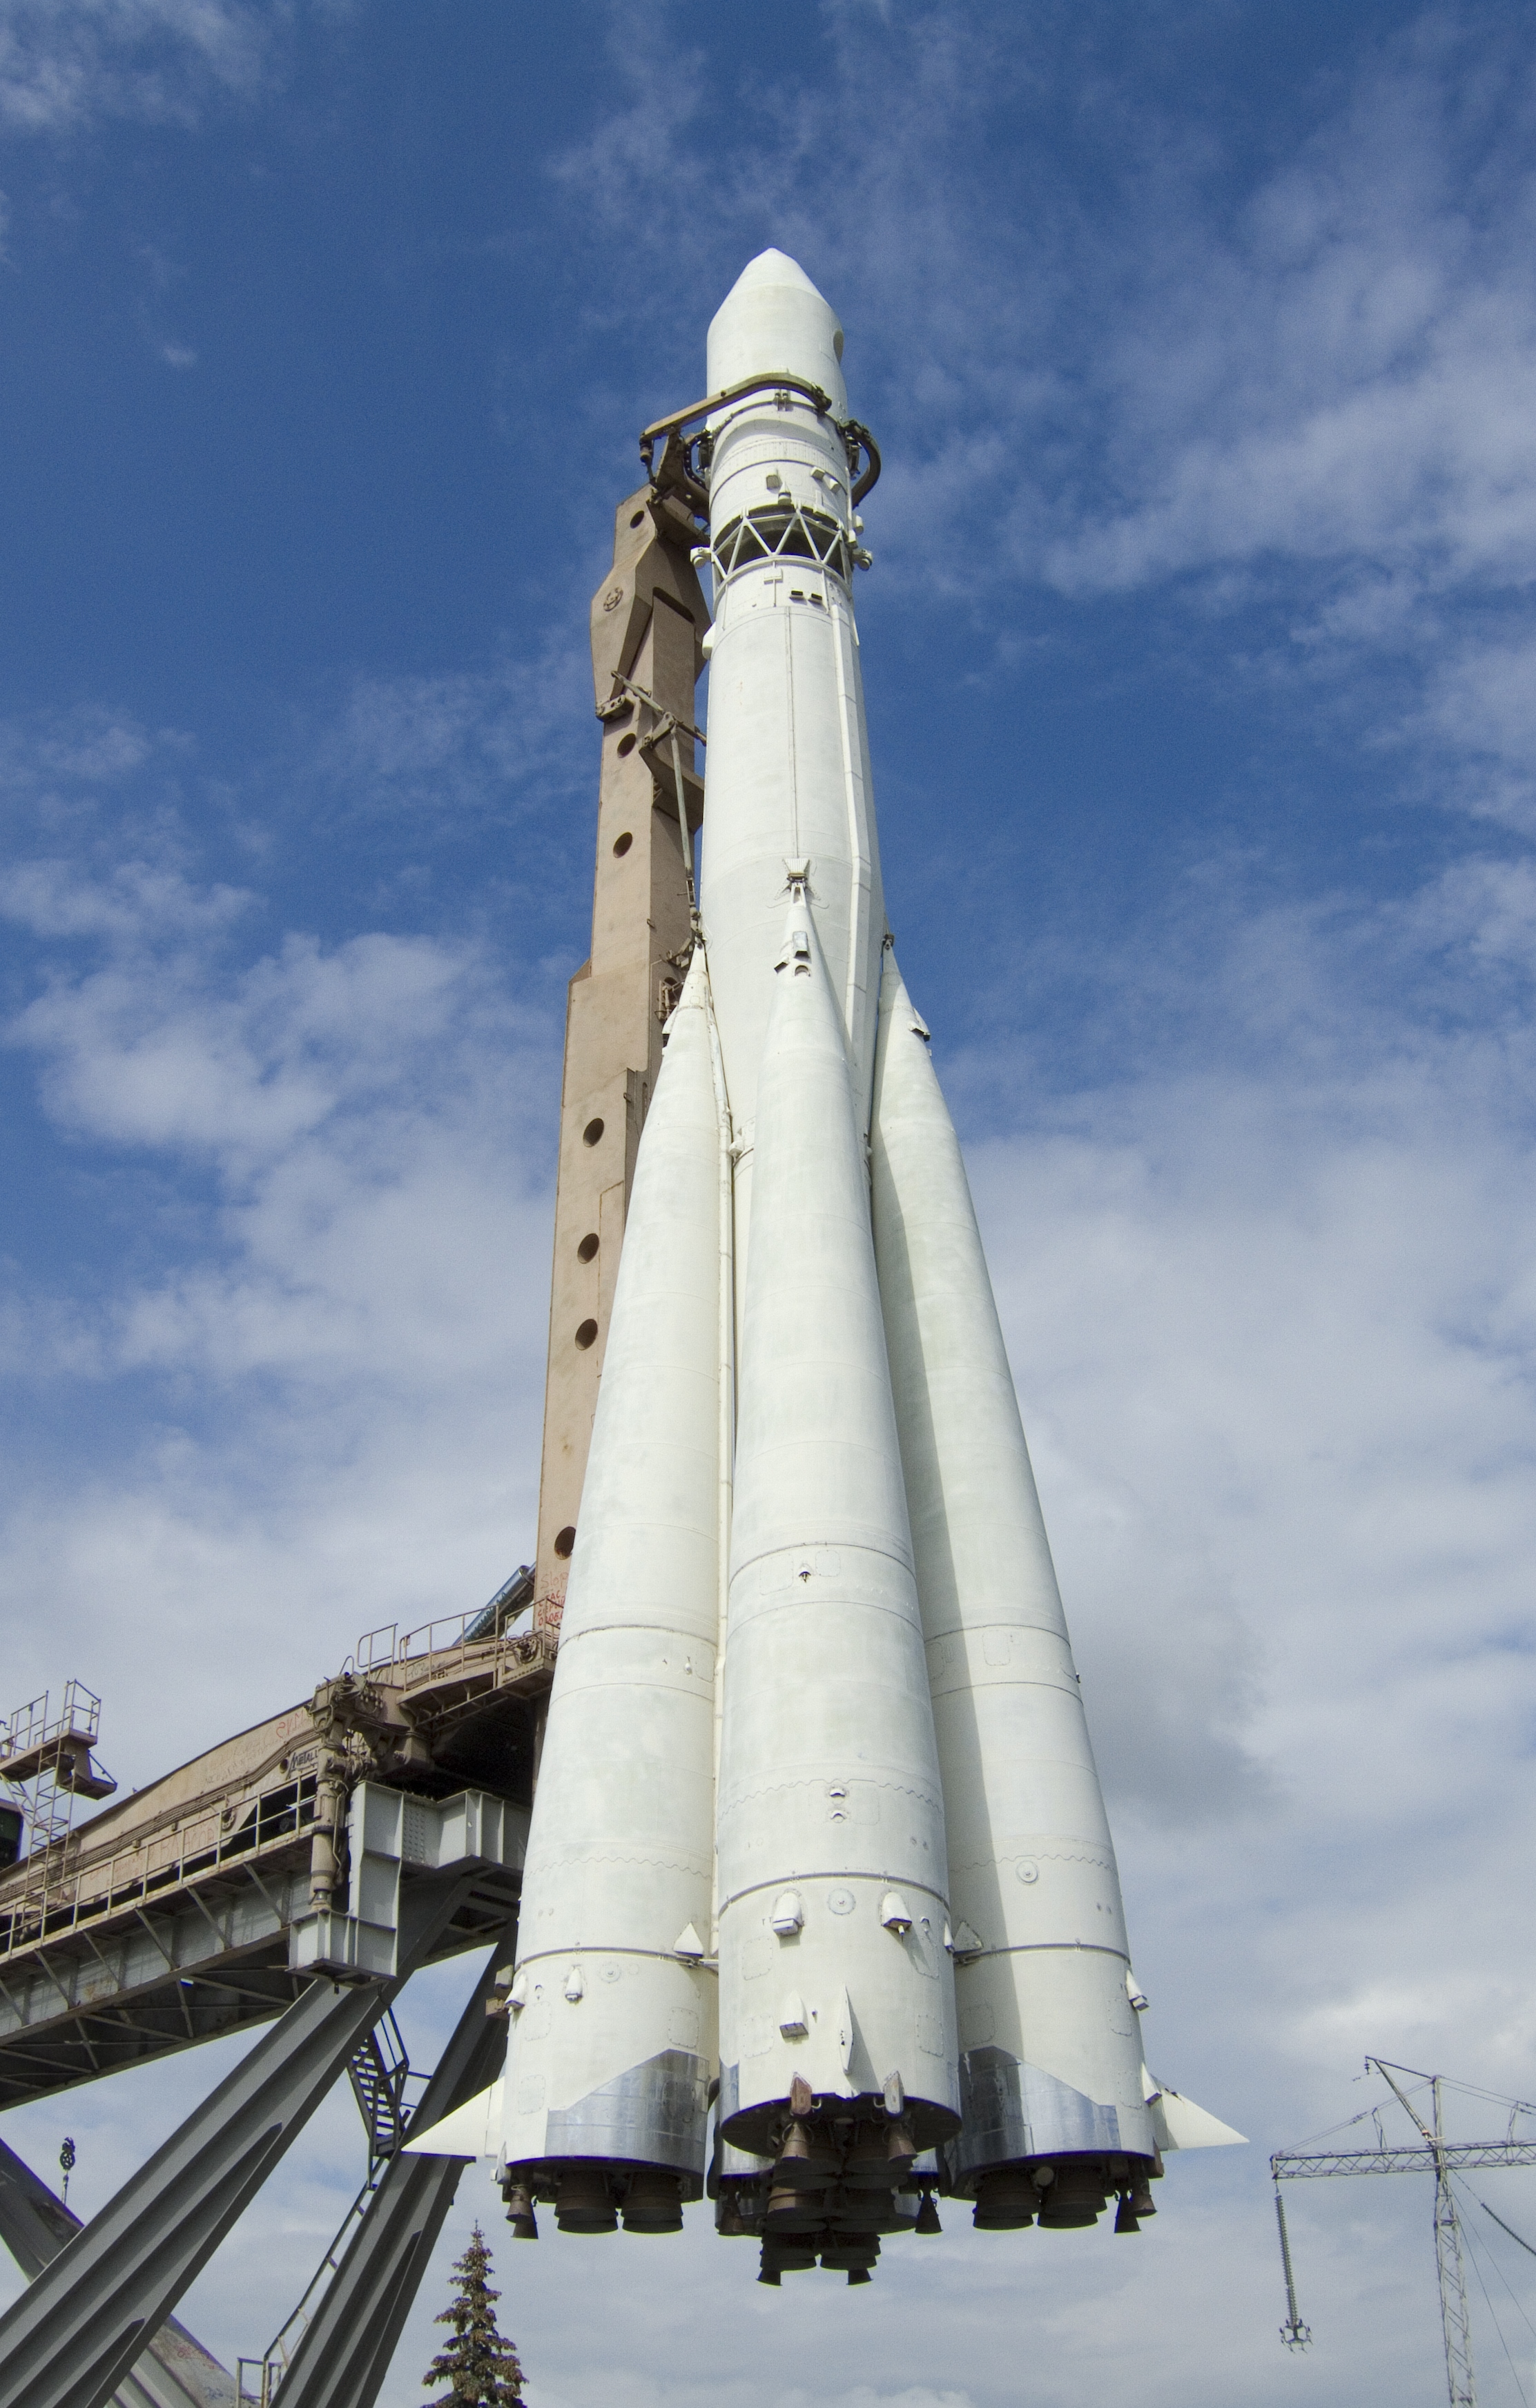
[639,372,882,506]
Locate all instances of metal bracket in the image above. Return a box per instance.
[597,672,706,745]
[638,376,881,507]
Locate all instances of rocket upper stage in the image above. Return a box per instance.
[699,254,885,1312]
[707,249,848,417]
[431,249,1243,2273]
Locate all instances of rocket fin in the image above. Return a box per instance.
[715,875,957,2155]
[404,2077,504,2161]
[500,950,726,2204]
[871,944,1156,2188]
[1149,2083,1248,2151]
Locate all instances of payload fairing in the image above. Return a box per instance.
[411,251,1241,2280]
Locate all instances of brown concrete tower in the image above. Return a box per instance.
[531,464,709,1630]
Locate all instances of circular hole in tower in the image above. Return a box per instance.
[576,1232,599,1262]
[616,732,636,757]
[554,1525,576,1559]
[612,831,633,857]
[630,510,645,528]
[583,1118,604,1147]
[574,1318,599,1350]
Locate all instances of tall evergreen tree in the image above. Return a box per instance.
[421,2224,527,2408]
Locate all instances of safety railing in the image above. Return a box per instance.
[237,2018,426,2402]
[347,1607,555,1686]
[0,1682,101,1763]
[0,1776,316,1965]
[235,2168,376,2403]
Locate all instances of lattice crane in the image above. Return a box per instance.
[1272,2059,1536,2407]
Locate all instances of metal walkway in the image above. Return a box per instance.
[0,1598,545,2408]
[0,1603,549,2113]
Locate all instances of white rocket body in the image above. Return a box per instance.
[699,253,886,1320]
[474,249,1240,2254]
[494,957,724,2224]
[871,953,1156,2183]
[714,888,957,2153]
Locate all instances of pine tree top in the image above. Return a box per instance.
[421,2223,527,2408]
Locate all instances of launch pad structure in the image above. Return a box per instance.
[0,251,1240,2408]
[0,445,708,2408]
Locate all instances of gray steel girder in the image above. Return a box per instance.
[0,1865,478,2408]
[0,2137,235,2408]
[273,1939,512,2408]
[1274,2142,1536,2179]
[0,1861,313,2113]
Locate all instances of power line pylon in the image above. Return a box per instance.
[1381,2063,1477,2408]
[1271,2058,1536,2407]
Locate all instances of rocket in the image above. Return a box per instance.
[410,251,1241,2278]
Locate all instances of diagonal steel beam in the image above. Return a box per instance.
[0,1865,479,2408]
[273,1936,512,2408]
[0,2134,234,2407]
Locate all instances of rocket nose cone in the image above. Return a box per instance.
[708,249,847,414]
[724,248,827,302]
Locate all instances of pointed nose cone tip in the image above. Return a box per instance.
[674,944,709,1011]
[707,249,847,414]
[874,946,931,1107]
[726,247,827,302]
[661,942,712,1047]
[877,942,906,1016]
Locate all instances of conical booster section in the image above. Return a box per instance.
[716,874,957,2161]
[871,947,1156,2220]
[500,953,725,2230]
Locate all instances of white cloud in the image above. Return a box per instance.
[940,852,1536,2155]
[0,708,160,794]
[322,635,592,822]
[549,6,1536,833]
[1418,633,1536,829]
[1434,636,1536,765]
[0,0,273,134]
[0,847,561,1771]
[12,919,476,1161]
[547,43,707,234]
[7,817,1533,2408]
[1041,212,1536,613]
[1,853,249,940]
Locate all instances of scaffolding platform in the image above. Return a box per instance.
[0,1683,117,1800]
[0,1609,551,2113]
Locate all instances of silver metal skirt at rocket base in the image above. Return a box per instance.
[407,250,1243,2280]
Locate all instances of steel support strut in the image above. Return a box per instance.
[0,1867,479,2408]
[272,1939,512,2408]
[0,2136,233,2408]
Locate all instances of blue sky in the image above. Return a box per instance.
[3,3,1536,2404]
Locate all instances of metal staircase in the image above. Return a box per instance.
[344,2011,420,2178]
